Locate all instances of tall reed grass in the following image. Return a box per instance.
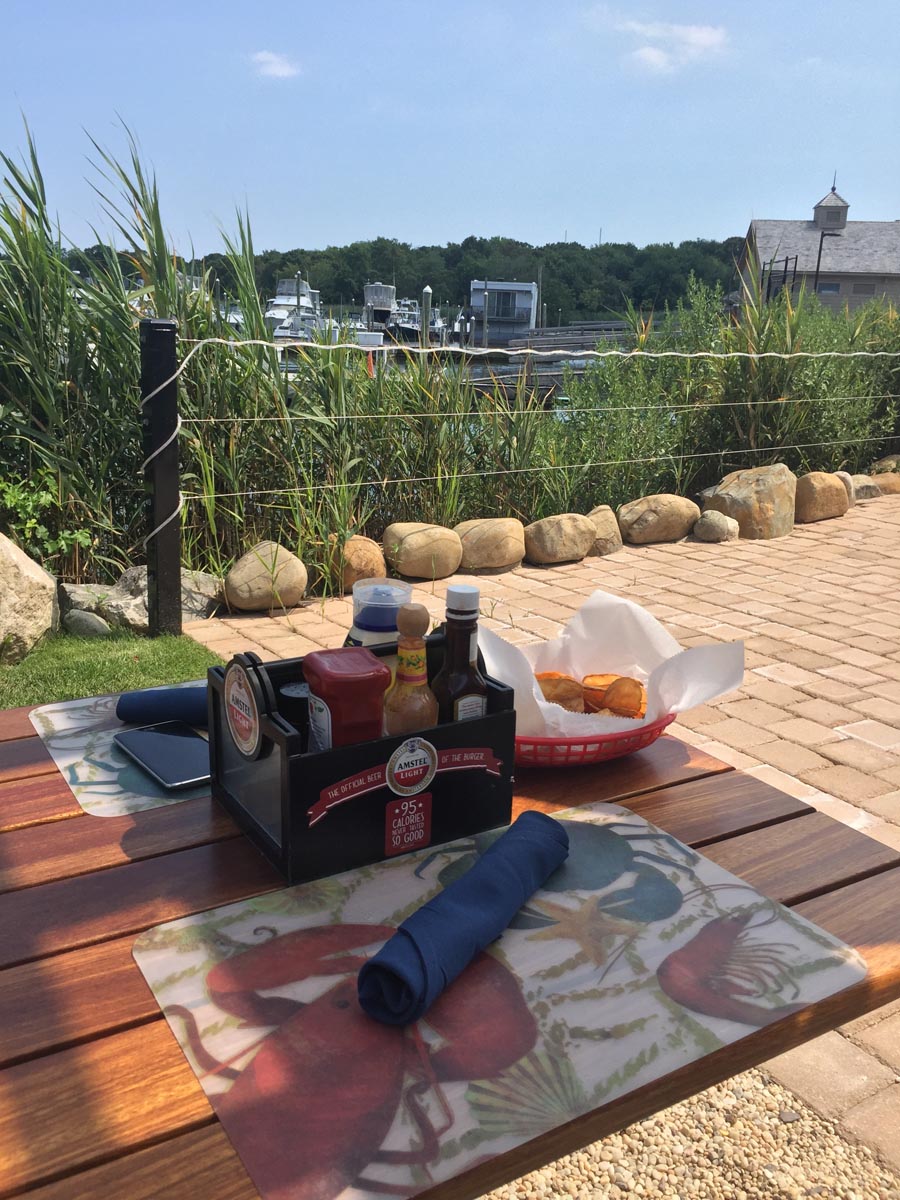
[1,127,898,592]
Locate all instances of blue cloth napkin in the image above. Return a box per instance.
[115,685,208,728]
[357,811,569,1025]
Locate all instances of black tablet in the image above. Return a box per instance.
[113,720,211,790]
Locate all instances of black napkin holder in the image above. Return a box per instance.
[207,634,515,884]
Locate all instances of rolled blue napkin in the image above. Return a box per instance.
[115,684,209,728]
[358,810,569,1025]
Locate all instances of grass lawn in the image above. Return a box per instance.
[0,632,225,708]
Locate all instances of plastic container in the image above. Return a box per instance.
[344,579,413,648]
[303,647,392,751]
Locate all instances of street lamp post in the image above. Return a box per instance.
[813,231,841,294]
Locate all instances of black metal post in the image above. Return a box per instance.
[813,231,840,295]
[139,318,182,637]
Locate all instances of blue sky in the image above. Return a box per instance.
[4,1,899,254]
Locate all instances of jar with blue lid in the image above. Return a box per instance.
[343,578,413,648]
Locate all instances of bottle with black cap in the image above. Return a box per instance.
[430,584,488,723]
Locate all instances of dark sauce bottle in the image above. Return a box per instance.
[430,585,488,723]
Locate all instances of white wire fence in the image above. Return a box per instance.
[136,332,900,593]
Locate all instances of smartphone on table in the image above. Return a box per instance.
[113,720,211,790]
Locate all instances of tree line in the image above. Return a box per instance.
[67,233,745,324]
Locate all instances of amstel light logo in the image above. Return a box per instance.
[224,662,261,759]
[386,737,438,796]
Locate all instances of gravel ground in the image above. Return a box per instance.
[481,1068,900,1200]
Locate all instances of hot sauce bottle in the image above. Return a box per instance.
[303,647,391,751]
[383,604,439,735]
[430,585,489,723]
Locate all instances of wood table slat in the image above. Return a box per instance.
[0,935,160,1068]
[0,839,281,970]
[0,706,38,742]
[511,735,731,815]
[21,1125,259,1200]
[0,772,82,833]
[0,1023,212,1196]
[0,796,239,894]
[0,734,56,784]
[600,770,811,845]
[701,811,900,906]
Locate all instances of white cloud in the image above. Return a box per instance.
[250,51,300,79]
[585,7,727,71]
[630,45,673,73]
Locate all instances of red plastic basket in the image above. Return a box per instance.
[515,713,676,768]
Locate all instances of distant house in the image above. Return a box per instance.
[468,279,538,344]
[740,188,900,311]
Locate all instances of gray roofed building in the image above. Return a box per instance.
[739,187,900,311]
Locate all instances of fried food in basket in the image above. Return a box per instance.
[582,674,621,713]
[534,671,585,713]
[602,676,646,719]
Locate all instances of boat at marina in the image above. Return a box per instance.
[266,276,326,340]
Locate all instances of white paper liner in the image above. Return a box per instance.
[479,591,745,737]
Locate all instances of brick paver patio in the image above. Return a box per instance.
[185,494,900,1171]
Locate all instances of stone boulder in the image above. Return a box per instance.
[851,475,882,500]
[60,566,225,634]
[871,454,900,474]
[63,610,111,637]
[224,542,308,611]
[795,472,851,523]
[877,473,900,495]
[454,518,525,571]
[693,510,739,543]
[336,535,386,592]
[834,470,855,507]
[703,464,797,539]
[117,566,224,621]
[617,494,700,545]
[382,523,462,580]
[0,532,58,663]
[523,514,596,564]
[586,505,623,556]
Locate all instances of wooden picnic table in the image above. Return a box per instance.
[1,702,899,1200]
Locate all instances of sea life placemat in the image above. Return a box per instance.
[29,683,208,817]
[133,803,867,1200]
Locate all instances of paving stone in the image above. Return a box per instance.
[807,793,878,831]
[798,764,895,803]
[670,704,729,730]
[799,677,870,704]
[741,678,807,706]
[842,995,900,1035]
[865,680,900,703]
[842,1084,900,1173]
[817,738,900,773]
[688,739,761,770]
[855,790,900,823]
[789,697,859,727]
[819,663,890,686]
[703,717,780,750]
[769,717,844,746]
[716,698,787,727]
[764,1031,895,1118]
[878,765,900,787]
[745,764,820,800]
[750,740,833,774]
[837,719,900,749]
[754,663,820,686]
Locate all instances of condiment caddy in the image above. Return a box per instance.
[207,593,515,884]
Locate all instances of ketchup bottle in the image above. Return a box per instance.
[303,647,391,751]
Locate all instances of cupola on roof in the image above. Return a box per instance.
[814,186,849,229]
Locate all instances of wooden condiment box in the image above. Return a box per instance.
[207,635,515,884]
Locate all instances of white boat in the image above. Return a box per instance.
[266,276,325,339]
